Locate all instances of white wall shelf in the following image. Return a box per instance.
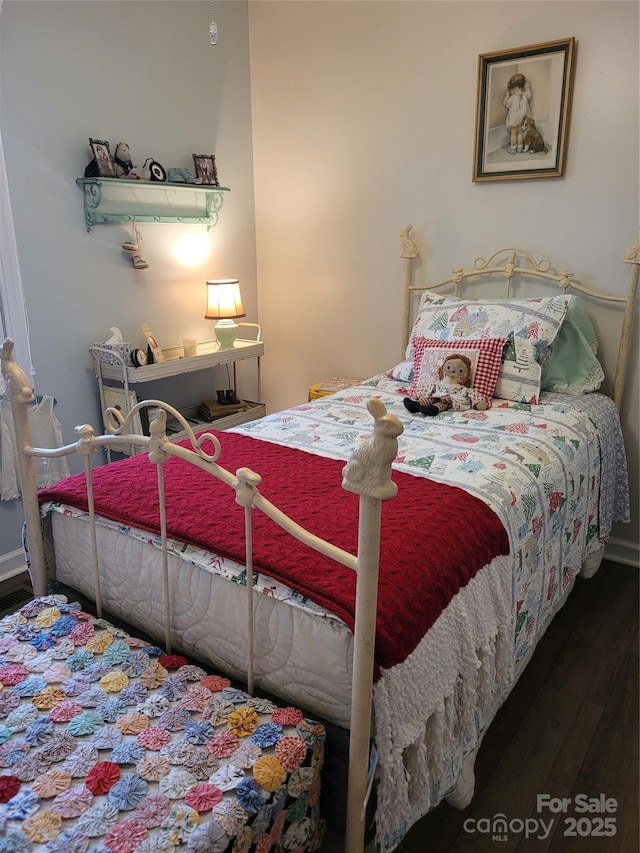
[77,178,230,232]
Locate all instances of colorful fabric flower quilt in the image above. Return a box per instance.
[0,596,325,853]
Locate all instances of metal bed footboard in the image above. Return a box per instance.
[2,341,400,853]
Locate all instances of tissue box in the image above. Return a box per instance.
[92,341,132,365]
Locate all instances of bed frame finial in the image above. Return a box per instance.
[559,272,574,290]
[613,243,640,409]
[342,398,403,500]
[623,243,640,265]
[1,338,48,598]
[1,337,34,404]
[400,225,419,259]
[400,227,420,359]
[234,467,263,507]
[149,409,170,464]
[73,423,100,457]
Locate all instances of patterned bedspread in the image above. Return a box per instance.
[237,376,629,665]
[235,375,629,848]
[36,376,630,851]
[0,596,325,853]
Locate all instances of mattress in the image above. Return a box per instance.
[38,375,630,849]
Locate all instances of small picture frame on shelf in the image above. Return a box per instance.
[89,138,117,178]
[102,387,144,436]
[192,153,219,186]
[141,323,166,364]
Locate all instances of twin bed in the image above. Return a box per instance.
[2,229,637,852]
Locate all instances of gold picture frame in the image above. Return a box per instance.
[473,38,576,182]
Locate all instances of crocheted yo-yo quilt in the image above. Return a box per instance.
[0,596,325,852]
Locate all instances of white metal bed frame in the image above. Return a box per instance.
[1,230,637,853]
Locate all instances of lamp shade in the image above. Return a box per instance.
[205,279,246,320]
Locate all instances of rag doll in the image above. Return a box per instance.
[403,353,488,416]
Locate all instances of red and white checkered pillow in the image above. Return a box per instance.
[406,337,507,405]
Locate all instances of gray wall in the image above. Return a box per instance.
[0,1,257,568]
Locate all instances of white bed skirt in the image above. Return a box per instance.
[48,511,356,728]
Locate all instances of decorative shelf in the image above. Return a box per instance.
[77,177,230,232]
[91,338,264,384]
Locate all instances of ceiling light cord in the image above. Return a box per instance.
[209,1,218,45]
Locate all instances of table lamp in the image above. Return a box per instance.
[205,279,246,349]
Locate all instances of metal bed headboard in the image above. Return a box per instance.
[400,227,639,411]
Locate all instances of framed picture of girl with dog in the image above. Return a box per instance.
[473,38,576,182]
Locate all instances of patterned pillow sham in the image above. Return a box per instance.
[405,289,567,358]
[475,292,602,394]
[386,359,414,383]
[404,337,507,406]
[494,333,543,403]
[398,290,568,403]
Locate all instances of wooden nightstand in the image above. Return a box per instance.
[308,378,361,401]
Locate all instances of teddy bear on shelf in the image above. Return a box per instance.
[403,353,488,416]
[113,142,135,178]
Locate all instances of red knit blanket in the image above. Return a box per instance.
[38,432,508,674]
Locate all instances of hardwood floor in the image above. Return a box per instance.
[2,561,637,852]
[395,559,639,853]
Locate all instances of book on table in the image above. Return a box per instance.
[315,378,360,393]
[198,398,250,420]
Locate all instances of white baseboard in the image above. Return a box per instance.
[0,549,28,583]
[604,536,639,568]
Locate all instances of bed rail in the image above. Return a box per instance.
[1,336,402,853]
[400,229,639,410]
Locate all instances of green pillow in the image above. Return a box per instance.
[541,296,604,393]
